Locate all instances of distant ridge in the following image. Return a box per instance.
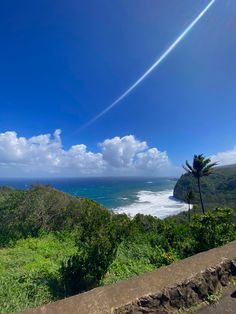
[174,163,236,210]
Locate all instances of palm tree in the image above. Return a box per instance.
[183,154,217,214]
[185,190,195,222]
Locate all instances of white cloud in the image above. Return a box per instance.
[0,130,104,176]
[0,130,173,177]
[135,148,169,170]
[211,146,236,166]
[100,135,147,168]
[99,135,172,175]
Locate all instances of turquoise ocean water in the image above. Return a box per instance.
[0,177,188,218]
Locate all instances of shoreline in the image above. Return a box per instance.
[113,189,189,219]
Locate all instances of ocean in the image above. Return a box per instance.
[0,177,189,219]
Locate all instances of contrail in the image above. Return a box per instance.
[80,0,216,130]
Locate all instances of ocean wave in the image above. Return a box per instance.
[113,190,190,219]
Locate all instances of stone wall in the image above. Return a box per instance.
[18,241,236,314]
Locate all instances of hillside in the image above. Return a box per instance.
[0,184,106,244]
[0,184,236,314]
[174,164,236,209]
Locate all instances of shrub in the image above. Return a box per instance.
[190,208,236,252]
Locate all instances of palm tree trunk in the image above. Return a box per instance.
[197,176,205,214]
[188,201,191,222]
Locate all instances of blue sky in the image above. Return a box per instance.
[0,0,236,177]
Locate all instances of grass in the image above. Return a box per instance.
[101,239,178,285]
[0,233,77,314]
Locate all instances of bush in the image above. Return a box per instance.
[190,208,236,252]
[60,208,130,295]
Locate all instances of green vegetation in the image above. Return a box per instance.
[0,185,105,245]
[174,163,236,213]
[60,208,129,295]
[0,176,236,313]
[183,154,217,214]
[0,233,77,314]
[185,190,195,222]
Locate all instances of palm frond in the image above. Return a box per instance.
[202,162,218,176]
[183,154,217,178]
[183,160,193,172]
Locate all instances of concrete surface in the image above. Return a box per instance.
[196,282,236,314]
[16,240,236,314]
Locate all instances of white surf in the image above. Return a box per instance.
[114,189,190,219]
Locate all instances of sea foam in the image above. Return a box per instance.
[113,189,189,219]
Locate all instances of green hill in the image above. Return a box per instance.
[0,184,106,244]
[0,184,236,314]
[174,164,236,209]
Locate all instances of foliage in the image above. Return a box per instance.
[183,154,217,179]
[206,292,220,304]
[185,190,195,204]
[101,222,179,285]
[0,185,105,246]
[183,154,217,214]
[0,185,236,314]
[60,208,130,295]
[185,190,195,222]
[174,164,236,213]
[101,241,160,285]
[0,233,77,314]
[189,208,236,252]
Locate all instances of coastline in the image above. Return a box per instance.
[113,189,189,219]
[0,178,189,219]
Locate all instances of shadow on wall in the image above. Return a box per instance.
[231,290,236,298]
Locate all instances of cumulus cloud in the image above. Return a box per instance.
[0,130,173,177]
[0,130,104,176]
[100,135,147,168]
[211,146,236,166]
[135,148,169,170]
[99,135,172,175]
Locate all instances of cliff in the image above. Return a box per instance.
[173,164,236,209]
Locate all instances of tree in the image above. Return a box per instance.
[185,190,195,222]
[183,154,217,214]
